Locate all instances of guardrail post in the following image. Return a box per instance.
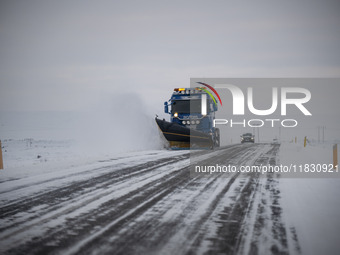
[334,144,338,170]
[0,140,3,170]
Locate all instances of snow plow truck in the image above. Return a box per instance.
[155,85,220,149]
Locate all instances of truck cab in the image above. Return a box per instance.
[161,88,220,148]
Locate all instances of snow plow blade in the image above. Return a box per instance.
[155,118,213,149]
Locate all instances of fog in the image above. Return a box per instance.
[0,93,164,154]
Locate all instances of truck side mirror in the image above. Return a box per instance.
[164,102,169,114]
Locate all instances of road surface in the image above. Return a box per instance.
[0,143,300,255]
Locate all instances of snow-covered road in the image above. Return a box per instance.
[0,144,305,254]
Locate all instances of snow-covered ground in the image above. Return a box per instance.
[0,139,180,192]
[1,139,80,170]
[279,142,340,255]
[1,138,340,254]
[0,139,123,183]
[0,139,190,254]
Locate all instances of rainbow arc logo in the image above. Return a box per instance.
[196,82,223,106]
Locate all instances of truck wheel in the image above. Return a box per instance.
[214,128,220,147]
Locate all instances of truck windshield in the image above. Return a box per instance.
[172,100,203,114]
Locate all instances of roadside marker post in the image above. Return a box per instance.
[0,140,3,169]
[334,144,338,170]
[304,136,307,147]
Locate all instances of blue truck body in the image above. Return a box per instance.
[156,88,220,149]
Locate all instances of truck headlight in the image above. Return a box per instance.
[195,120,200,124]
[174,112,178,117]
[182,120,186,124]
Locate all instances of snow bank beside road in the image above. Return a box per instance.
[279,142,340,255]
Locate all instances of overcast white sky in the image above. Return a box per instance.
[1,0,340,113]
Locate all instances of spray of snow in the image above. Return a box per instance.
[70,92,164,155]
